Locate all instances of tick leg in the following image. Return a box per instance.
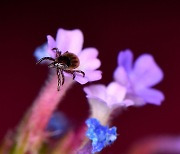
[56,69,61,91]
[64,70,74,79]
[36,57,55,64]
[75,70,85,77]
[60,69,65,85]
[52,48,61,57]
[64,70,85,80]
[48,62,56,68]
[52,48,59,52]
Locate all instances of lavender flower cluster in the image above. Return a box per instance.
[0,28,164,154]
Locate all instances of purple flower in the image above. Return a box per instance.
[34,28,102,84]
[84,82,133,109]
[86,118,117,153]
[114,49,164,106]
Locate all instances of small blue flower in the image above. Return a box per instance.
[86,118,117,153]
[34,43,49,60]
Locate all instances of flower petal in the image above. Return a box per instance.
[84,84,107,102]
[78,48,99,61]
[113,66,129,86]
[56,28,83,55]
[86,118,117,153]
[87,98,112,125]
[106,82,127,106]
[74,70,102,84]
[73,70,102,84]
[136,88,165,105]
[78,48,101,70]
[85,70,102,81]
[34,43,49,60]
[79,59,101,70]
[131,54,164,90]
[47,35,56,58]
[117,49,133,73]
[120,99,134,107]
[74,75,88,84]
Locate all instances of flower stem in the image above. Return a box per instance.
[14,73,74,153]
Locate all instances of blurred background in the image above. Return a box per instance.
[0,0,180,153]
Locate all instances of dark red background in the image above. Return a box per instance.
[0,1,180,153]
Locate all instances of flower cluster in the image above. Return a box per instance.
[0,28,165,154]
[84,49,164,111]
[114,49,164,106]
[83,49,164,130]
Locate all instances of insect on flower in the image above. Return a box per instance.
[36,48,85,91]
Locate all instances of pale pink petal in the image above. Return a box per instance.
[84,84,107,102]
[106,82,127,104]
[78,48,101,70]
[84,70,102,81]
[56,28,83,55]
[126,93,145,106]
[131,54,163,90]
[78,48,99,62]
[47,35,56,58]
[79,59,101,70]
[74,75,88,84]
[117,49,133,73]
[113,66,129,86]
[136,88,165,105]
[75,70,102,84]
[120,99,134,107]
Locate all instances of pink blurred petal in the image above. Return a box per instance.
[78,48,101,70]
[126,93,145,106]
[47,35,56,58]
[131,54,163,90]
[128,136,180,153]
[85,70,102,81]
[79,59,101,70]
[74,75,88,84]
[106,82,127,106]
[56,28,83,55]
[84,82,128,108]
[113,66,129,86]
[75,70,102,84]
[84,84,107,101]
[79,48,99,61]
[121,99,134,107]
[136,88,165,105]
[118,49,133,73]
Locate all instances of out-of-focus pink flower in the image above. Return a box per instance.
[128,136,180,154]
[114,49,164,106]
[34,28,102,84]
[84,82,133,109]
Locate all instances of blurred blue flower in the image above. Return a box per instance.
[46,111,69,139]
[34,43,49,60]
[114,49,164,106]
[86,118,117,153]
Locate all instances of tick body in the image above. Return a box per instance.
[36,48,85,91]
